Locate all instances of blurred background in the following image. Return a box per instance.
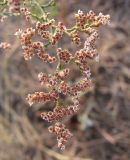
[0,0,130,160]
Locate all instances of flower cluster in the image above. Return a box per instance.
[57,48,72,63]
[76,31,99,61]
[15,28,35,60]
[76,61,91,78]
[15,8,110,149]
[15,28,56,62]
[41,103,80,122]
[38,68,69,87]
[48,123,73,150]
[75,10,86,29]
[36,19,55,31]
[75,10,110,29]
[27,89,59,106]
[36,19,55,40]
[59,78,92,96]
[71,31,81,46]
[20,7,31,21]
[51,22,65,45]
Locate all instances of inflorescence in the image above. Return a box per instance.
[13,5,110,150]
[14,8,110,150]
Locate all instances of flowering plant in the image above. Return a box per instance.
[0,0,110,150]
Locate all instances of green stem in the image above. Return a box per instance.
[56,62,61,71]
[41,0,56,8]
[66,26,77,32]
[0,12,11,16]
[31,0,47,21]
[43,41,51,48]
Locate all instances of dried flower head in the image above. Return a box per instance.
[51,22,65,45]
[57,48,72,63]
[20,7,31,21]
[27,89,59,106]
[48,123,73,150]
[14,6,110,150]
[41,102,80,122]
[75,10,86,29]
[71,30,81,46]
